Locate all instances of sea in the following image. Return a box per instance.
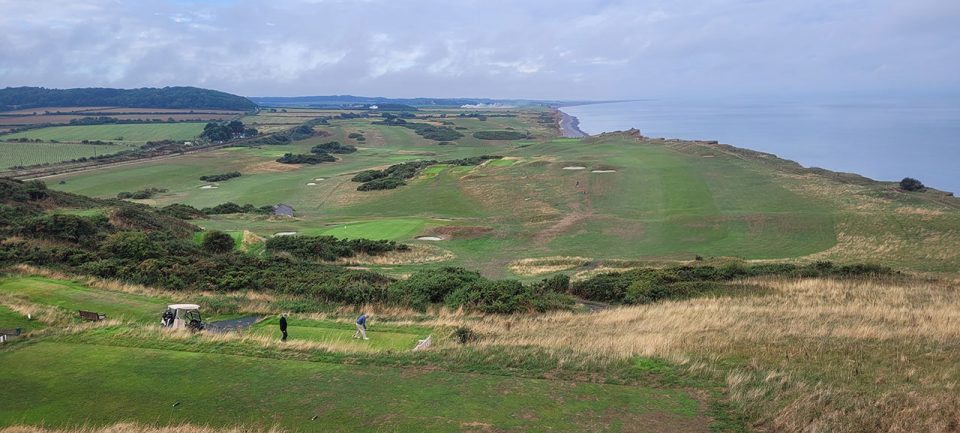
[561,98,960,194]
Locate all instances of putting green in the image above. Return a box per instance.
[305,219,428,241]
[251,317,428,351]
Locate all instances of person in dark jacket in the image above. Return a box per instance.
[353,313,369,340]
[279,314,288,341]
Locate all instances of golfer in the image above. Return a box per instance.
[354,313,369,340]
[279,314,288,341]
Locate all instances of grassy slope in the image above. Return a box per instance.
[0,277,169,323]
[47,108,960,276]
[0,305,37,332]
[0,342,705,432]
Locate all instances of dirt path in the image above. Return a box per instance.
[532,209,592,245]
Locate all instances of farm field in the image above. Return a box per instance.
[2,122,206,144]
[0,141,140,169]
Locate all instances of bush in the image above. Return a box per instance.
[900,177,925,191]
[201,202,271,215]
[202,231,235,254]
[389,267,484,310]
[311,141,356,154]
[276,153,336,164]
[199,172,241,182]
[446,279,531,314]
[117,187,167,200]
[21,214,102,246]
[357,178,406,191]
[453,326,477,345]
[351,170,387,183]
[266,235,406,262]
[473,131,530,140]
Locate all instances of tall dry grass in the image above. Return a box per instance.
[427,276,960,432]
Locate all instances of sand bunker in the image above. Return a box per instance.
[273,231,297,237]
[562,166,586,170]
[314,178,326,181]
[592,170,616,173]
[199,185,218,189]
[306,182,317,186]
[415,236,444,241]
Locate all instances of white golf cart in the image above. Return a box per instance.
[161,304,204,331]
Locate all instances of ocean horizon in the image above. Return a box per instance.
[561,98,960,194]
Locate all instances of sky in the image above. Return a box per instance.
[1,0,958,100]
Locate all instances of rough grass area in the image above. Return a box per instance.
[0,342,710,433]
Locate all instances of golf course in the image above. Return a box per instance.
[2,100,959,433]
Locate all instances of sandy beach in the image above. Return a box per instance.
[558,109,587,138]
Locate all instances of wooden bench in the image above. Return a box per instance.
[78,310,106,322]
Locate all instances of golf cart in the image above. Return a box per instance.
[161,304,204,331]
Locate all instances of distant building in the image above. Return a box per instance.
[272,203,295,217]
[369,105,379,110]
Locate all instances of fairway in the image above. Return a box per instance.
[0,277,169,323]
[0,342,708,432]
[3,122,206,143]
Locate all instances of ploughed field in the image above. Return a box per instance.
[45,107,960,276]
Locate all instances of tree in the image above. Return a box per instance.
[202,231,235,254]
[227,120,245,136]
[900,177,925,191]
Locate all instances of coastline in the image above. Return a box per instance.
[557,108,588,138]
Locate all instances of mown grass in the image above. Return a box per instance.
[0,304,38,332]
[249,317,428,351]
[0,341,711,432]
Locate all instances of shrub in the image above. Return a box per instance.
[453,326,477,345]
[357,178,406,191]
[900,177,925,191]
[266,235,406,261]
[21,214,102,246]
[446,279,530,314]
[351,170,387,183]
[199,172,241,182]
[117,187,167,200]
[389,267,484,310]
[311,141,356,154]
[276,153,336,164]
[202,231,235,254]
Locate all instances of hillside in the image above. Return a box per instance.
[0,86,256,112]
[2,106,959,432]
[44,107,960,276]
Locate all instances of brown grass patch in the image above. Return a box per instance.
[336,244,454,265]
[430,226,493,239]
[508,256,591,276]
[245,161,301,173]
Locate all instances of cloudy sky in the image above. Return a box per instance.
[1,0,958,99]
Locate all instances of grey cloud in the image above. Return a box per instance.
[0,0,957,99]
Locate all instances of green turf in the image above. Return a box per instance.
[3,122,206,144]
[0,277,169,323]
[0,342,706,432]
[250,317,429,351]
[304,218,429,241]
[0,305,38,333]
